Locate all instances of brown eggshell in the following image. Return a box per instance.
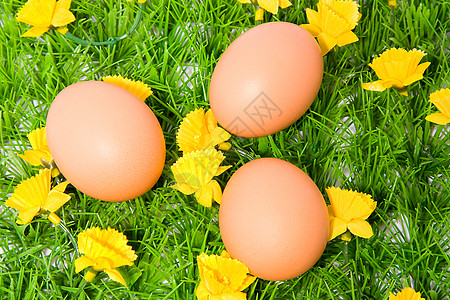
[209,22,323,138]
[46,81,166,202]
[219,158,329,281]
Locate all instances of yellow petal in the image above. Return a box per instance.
[300,24,322,37]
[105,268,127,286]
[196,281,212,300]
[44,190,71,212]
[5,169,52,212]
[195,185,213,207]
[17,206,41,225]
[27,127,48,150]
[17,149,49,166]
[258,0,278,14]
[56,26,68,34]
[361,80,387,92]
[326,187,376,221]
[388,0,397,7]
[208,127,232,150]
[279,0,292,9]
[317,32,337,56]
[208,180,223,205]
[328,216,347,241]
[102,75,152,101]
[238,0,252,3]
[16,0,55,27]
[348,219,374,239]
[336,30,359,47]
[389,287,425,300]
[429,88,450,117]
[425,113,450,125]
[21,26,50,37]
[57,0,72,10]
[75,255,95,273]
[170,183,196,195]
[52,5,75,27]
[215,165,232,176]
[304,8,321,29]
[255,8,264,21]
[53,181,70,193]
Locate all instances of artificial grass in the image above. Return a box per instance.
[0,0,449,299]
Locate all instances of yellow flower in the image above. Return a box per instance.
[75,227,137,286]
[177,108,231,154]
[388,0,397,7]
[301,0,361,56]
[196,250,256,300]
[326,187,376,241]
[16,0,76,37]
[425,88,450,125]
[238,0,292,21]
[389,287,425,300]
[170,149,231,207]
[361,48,431,96]
[102,75,153,101]
[5,169,70,225]
[17,127,59,177]
[127,0,146,3]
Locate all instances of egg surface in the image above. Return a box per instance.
[46,81,165,202]
[209,22,323,138]
[219,158,328,281]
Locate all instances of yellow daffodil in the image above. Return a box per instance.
[170,149,231,207]
[361,48,431,96]
[16,0,76,37]
[389,287,425,300]
[326,187,376,241]
[75,227,137,286]
[238,0,292,21]
[177,108,231,154]
[425,88,450,125]
[196,250,256,300]
[127,0,146,3]
[102,75,153,101]
[5,169,70,225]
[388,0,397,7]
[301,0,361,56]
[17,127,59,177]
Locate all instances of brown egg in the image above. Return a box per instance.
[219,158,329,281]
[46,81,165,202]
[209,22,323,138]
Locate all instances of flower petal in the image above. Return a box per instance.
[336,30,358,47]
[348,219,374,239]
[361,80,387,92]
[17,206,41,224]
[328,216,347,241]
[102,75,152,101]
[75,255,95,273]
[195,185,213,207]
[208,180,223,204]
[105,268,127,286]
[51,7,75,27]
[170,183,196,195]
[44,190,71,212]
[317,32,337,56]
[21,26,50,37]
[258,0,278,14]
[300,24,322,37]
[425,113,450,125]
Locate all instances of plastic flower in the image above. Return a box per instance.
[196,250,256,300]
[389,287,425,300]
[127,0,146,3]
[5,169,70,225]
[16,0,76,37]
[75,227,137,286]
[326,187,377,241]
[170,149,231,207]
[238,0,292,21]
[17,127,59,177]
[300,0,361,56]
[177,108,231,154]
[102,75,153,101]
[425,88,450,125]
[361,48,431,96]
[388,0,397,7]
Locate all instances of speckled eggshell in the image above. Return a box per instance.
[219,158,329,281]
[209,22,323,138]
[46,81,166,202]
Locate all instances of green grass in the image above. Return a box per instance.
[1,0,449,299]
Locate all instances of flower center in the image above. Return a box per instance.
[220,275,231,285]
